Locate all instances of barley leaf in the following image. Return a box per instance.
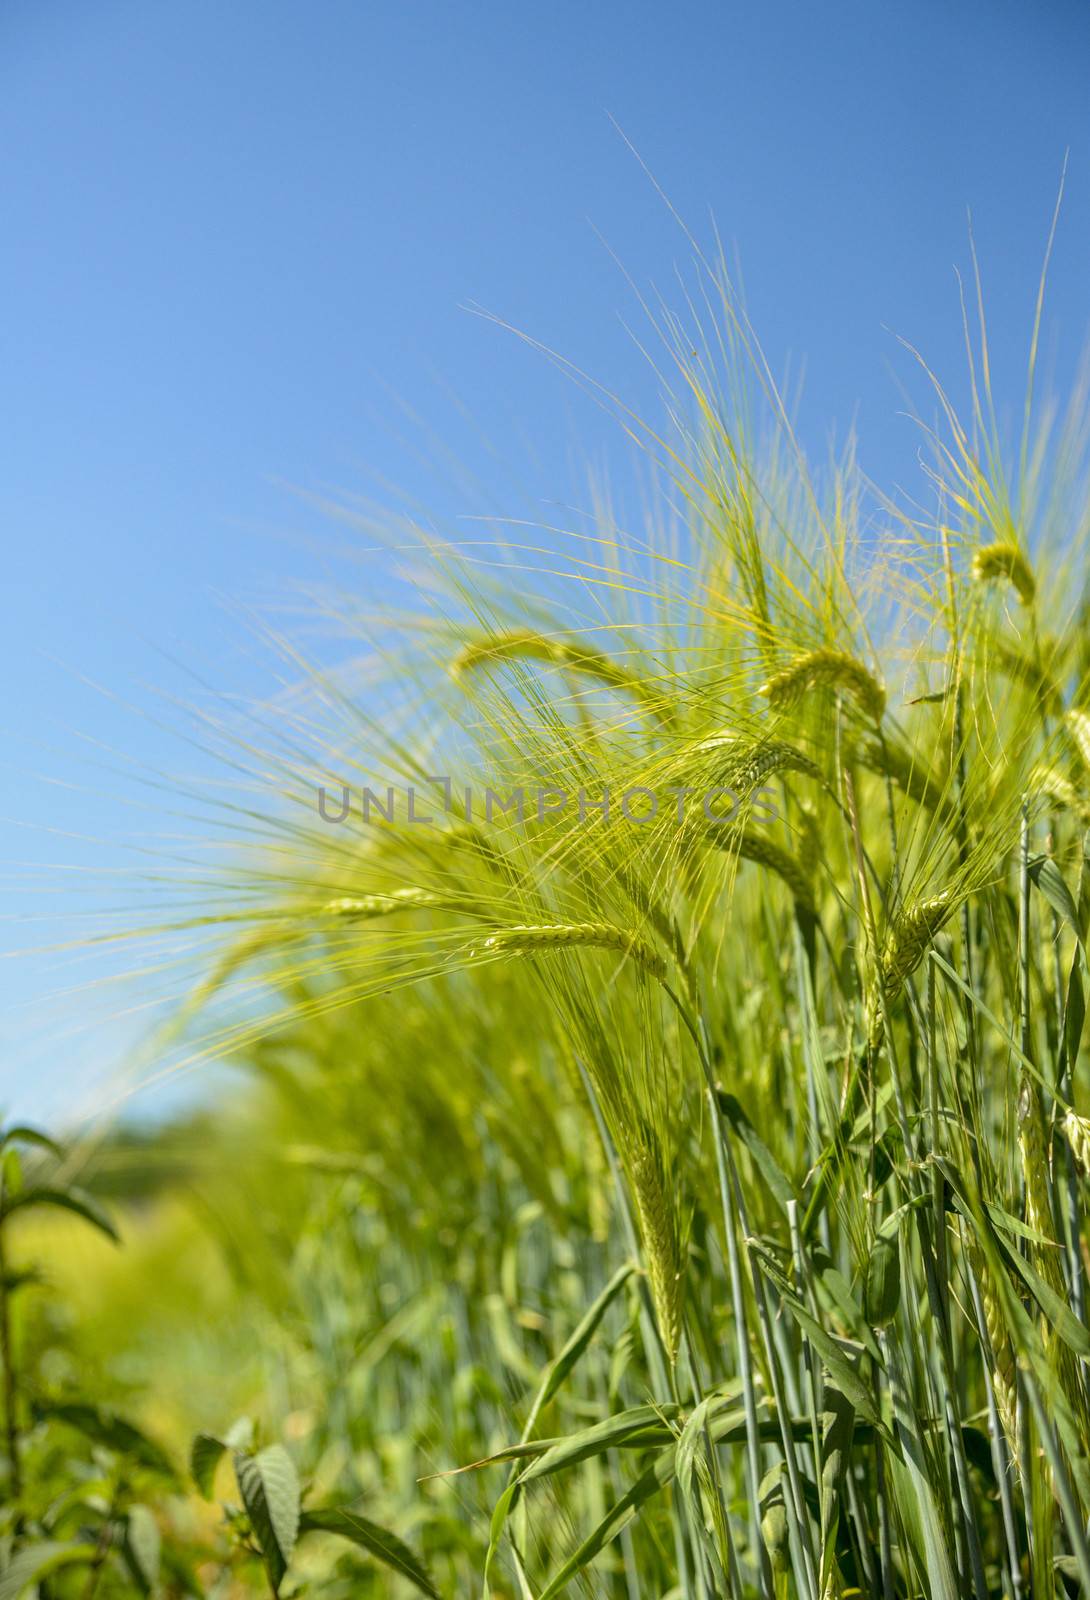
[537,1443,678,1598]
[0,1184,118,1241]
[1028,854,1084,948]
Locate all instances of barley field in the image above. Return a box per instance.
[5,254,1090,1600]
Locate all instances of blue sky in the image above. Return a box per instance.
[2,0,1090,1122]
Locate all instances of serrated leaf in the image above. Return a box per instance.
[300,1507,440,1599]
[1,1185,118,1242]
[233,1445,300,1594]
[0,1541,98,1600]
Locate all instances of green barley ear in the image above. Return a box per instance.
[322,889,441,918]
[450,628,673,724]
[972,541,1037,605]
[688,732,821,791]
[712,828,815,913]
[880,893,954,1003]
[759,647,886,723]
[629,1127,683,1365]
[868,892,954,1043]
[474,922,667,983]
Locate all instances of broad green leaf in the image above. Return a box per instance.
[1,1185,118,1242]
[192,1417,254,1497]
[191,1432,229,1499]
[810,1251,880,1360]
[35,1401,175,1478]
[775,1291,883,1431]
[300,1507,440,1599]
[233,1445,300,1595]
[123,1505,161,1594]
[863,1201,921,1329]
[0,1542,98,1600]
[999,1237,1090,1360]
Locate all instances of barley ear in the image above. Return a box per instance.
[971,541,1037,605]
[759,648,886,723]
[629,1130,683,1365]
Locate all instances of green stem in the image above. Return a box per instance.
[0,1196,20,1505]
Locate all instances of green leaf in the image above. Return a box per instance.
[1,1184,118,1242]
[0,1126,62,1160]
[123,1505,161,1594]
[534,1261,634,1414]
[537,1443,678,1598]
[775,1290,883,1431]
[517,1402,682,1483]
[191,1432,229,1499]
[863,1227,901,1328]
[233,1444,300,1595]
[862,1202,920,1330]
[0,1542,98,1600]
[191,1417,254,1497]
[999,1238,1090,1361]
[1029,855,1085,950]
[300,1507,440,1599]
[35,1400,175,1478]
[716,1091,797,1212]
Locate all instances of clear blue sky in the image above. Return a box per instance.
[2,0,1089,1123]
